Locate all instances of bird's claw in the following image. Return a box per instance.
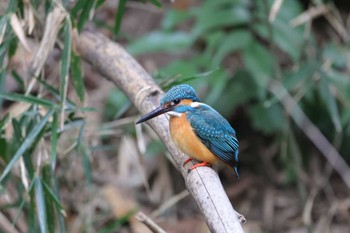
[189,162,211,170]
[183,158,193,166]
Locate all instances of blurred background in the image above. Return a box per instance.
[0,0,350,232]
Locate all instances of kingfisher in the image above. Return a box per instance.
[136,84,239,178]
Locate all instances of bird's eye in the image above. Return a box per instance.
[173,99,180,105]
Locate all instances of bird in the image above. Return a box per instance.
[136,84,239,178]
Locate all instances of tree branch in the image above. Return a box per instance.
[75,30,245,233]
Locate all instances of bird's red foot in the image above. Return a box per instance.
[183,158,193,166]
[190,162,211,170]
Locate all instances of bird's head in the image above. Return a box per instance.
[136,84,200,124]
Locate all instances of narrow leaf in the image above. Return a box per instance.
[35,177,47,233]
[0,16,8,45]
[114,0,127,35]
[11,70,25,90]
[149,0,161,7]
[0,92,54,107]
[13,177,36,226]
[0,109,55,182]
[320,74,342,133]
[42,180,64,210]
[77,0,95,31]
[60,18,71,128]
[37,79,76,110]
[71,52,85,101]
[9,13,31,52]
[51,113,58,171]
[70,0,86,19]
[60,18,71,102]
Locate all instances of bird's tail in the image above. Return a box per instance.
[233,166,240,180]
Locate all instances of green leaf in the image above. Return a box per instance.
[35,177,48,233]
[0,92,55,107]
[71,52,85,102]
[283,61,318,91]
[149,0,161,8]
[51,113,58,171]
[0,16,8,44]
[70,0,86,18]
[161,10,191,31]
[243,42,275,89]
[162,69,222,91]
[10,70,25,90]
[0,113,10,131]
[192,2,250,37]
[60,18,71,99]
[0,109,55,182]
[114,0,127,35]
[96,0,106,8]
[254,0,304,61]
[77,0,96,31]
[248,102,286,134]
[6,0,18,13]
[127,31,193,55]
[13,177,36,226]
[212,30,252,66]
[319,74,342,133]
[79,143,92,184]
[42,180,64,210]
[37,79,76,111]
[42,168,55,233]
[214,70,259,116]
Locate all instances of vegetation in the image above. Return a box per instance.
[0,0,349,232]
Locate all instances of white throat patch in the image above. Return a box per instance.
[190,102,203,108]
[167,111,182,117]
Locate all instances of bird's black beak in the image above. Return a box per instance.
[136,104,173,124]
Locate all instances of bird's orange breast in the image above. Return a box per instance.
[169,113,220,164]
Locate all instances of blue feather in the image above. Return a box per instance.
[186,104,239,176]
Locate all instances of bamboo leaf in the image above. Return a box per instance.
[70,0,86,19]
[0,16,8,45]
[37,79,76,110]
[13,178,36,226]
[42,180,64,210]
[60,18,71,105]
[114,0,127,35]
[77,0,96,31]
[0,113,10,131]
[35,177,47,233]
[0,109,55,182]
[149,0,161,7]
[0,92,55,107]
[320,74,342,133]
[11,70,25,91]
[51,113,58,171]
[71,52,85,101]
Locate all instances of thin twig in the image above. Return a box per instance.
[151,189,189,218]
[135,211,167,233]
[290,5,329,27]
[0,211,20,233]
[269,0,284,22]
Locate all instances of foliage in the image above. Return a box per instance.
[0,0,143,232]
[127,0,350,174]
[0,0,349,232]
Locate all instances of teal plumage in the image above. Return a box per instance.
[136,84,240,177]
[186,104,239,176]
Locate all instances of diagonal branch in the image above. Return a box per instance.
[269,80,350,190]
[75,30,245,233]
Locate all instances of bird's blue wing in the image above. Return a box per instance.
[187,104,239,171]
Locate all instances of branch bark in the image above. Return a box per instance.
[75,30,245,233]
